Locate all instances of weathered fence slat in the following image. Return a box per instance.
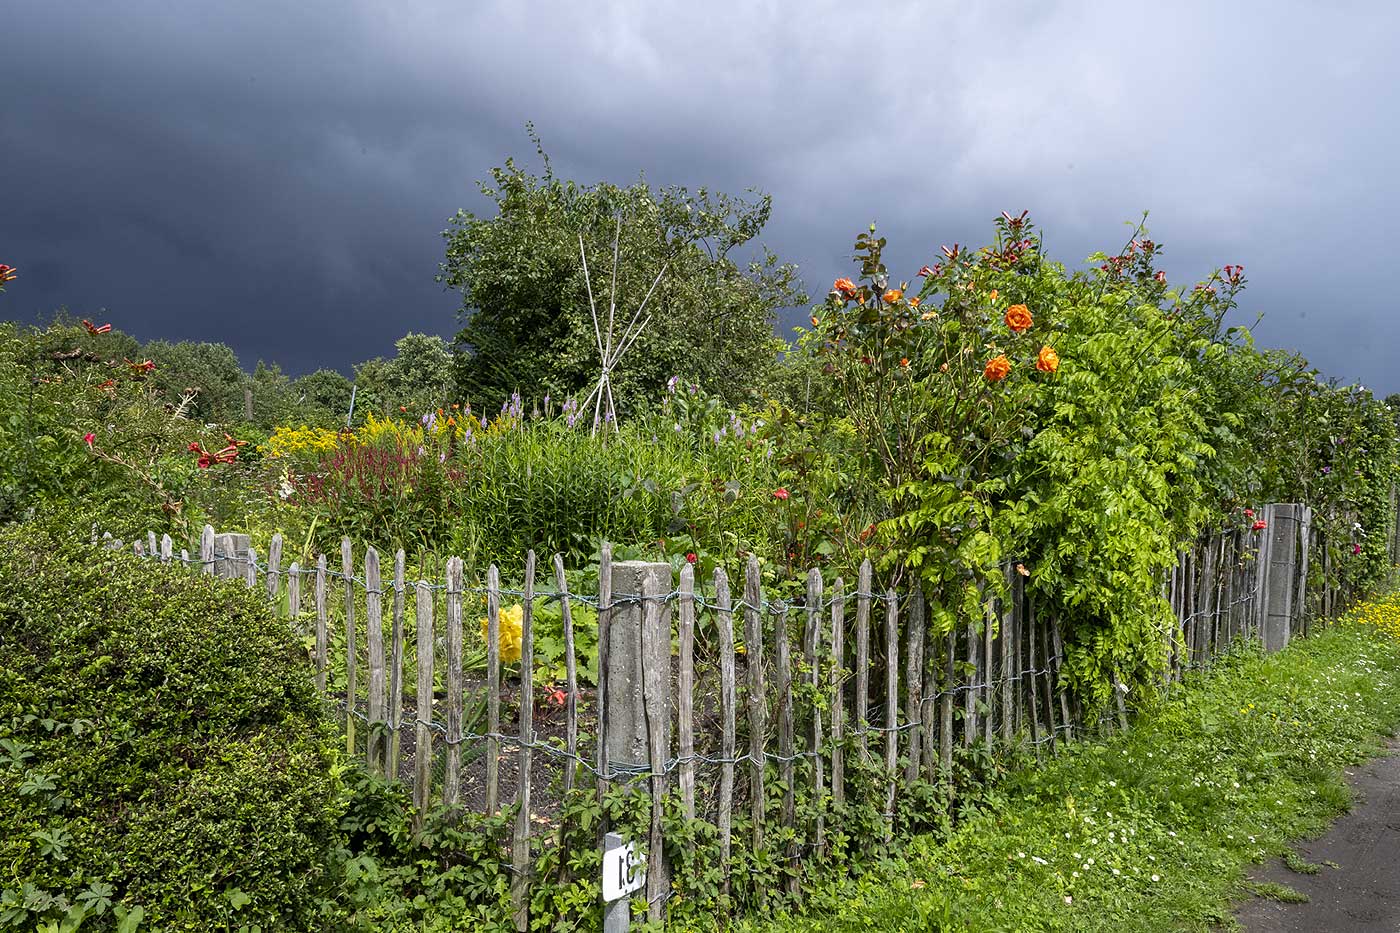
[485,563,502,816]
[776,594,798,895]
[963,616,977,748]
[805,568,825,851]
[266,532,283,607]
[1026,593,1042,752]
[443,556,463,805]
[287,562,301,626]
[147,530,157,556]
[678,563,697,822]
[413,581,434,824]
[342,538,356,756]
[744,555,767,849]
[387,550,406,778]
[904,587,923,784]
[882,589,899,842]
[1039,614,1059,753]
[714,567,737,893]
[940,629,954,780]
[595,544,613,820]
[1050,616,1072,741]
[1183,549,1197,665]
[855,559,872,757]
[200,525,214,575]
[640,570,671,925]
[160,533,172,564]
[244,545,257,589]
[776,597,795,849]
[983,599,995,747]
[830,576,846,809]
[366,547,386,773]
[917,591,938,782]
[511,551,537,932]
[315,554,328,694]
[1000,569,1015,744]
[553,554,580,805]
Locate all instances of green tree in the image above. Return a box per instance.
[438,151,804,413]
[292,368,354,426]
[143,339,248,423]
[352,332,453,417]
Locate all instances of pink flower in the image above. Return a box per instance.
[1353,543,1363,556]
[773,488,790,501]
[1243,508,1254,519]
[83,432,95,447]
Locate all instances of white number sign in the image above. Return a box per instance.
[601,839,647,903]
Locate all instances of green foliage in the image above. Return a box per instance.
[353,333,454,419]
[0,321,212,532]
[736,607,1400,932]
[0,515,344,930]
[142,338,249,424]
[284,392,783,570]
[784,214,1400,704]
[438,137,805,413]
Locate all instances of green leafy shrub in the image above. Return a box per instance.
[0,515,345,930]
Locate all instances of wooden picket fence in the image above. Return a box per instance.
[104,499,1375,928]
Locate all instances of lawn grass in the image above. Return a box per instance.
[732,591,1400,932]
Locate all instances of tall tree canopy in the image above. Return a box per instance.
[438,153,804,412]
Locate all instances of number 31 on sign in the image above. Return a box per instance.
[602,838,647,903]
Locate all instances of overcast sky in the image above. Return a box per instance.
[3,1,1397,391]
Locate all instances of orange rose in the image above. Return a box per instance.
[989,288,998,302]
[1004,304,1033,333]
[833,277,858,299]
[908,297,921,308]
[1036,346,1060,373]
[983,355,1011,382]
[883,288,904,303]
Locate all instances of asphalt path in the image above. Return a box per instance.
[1237,739,1400,932]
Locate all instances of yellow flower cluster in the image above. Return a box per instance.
[264,407,521,462]
[479,603,524,664]
[1351,591,1400,641]
[260,424,342,459]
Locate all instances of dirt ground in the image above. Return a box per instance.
[1236,738,1400,932]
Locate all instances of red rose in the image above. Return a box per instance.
[1252,520,1267,531]
[685,552,697,564]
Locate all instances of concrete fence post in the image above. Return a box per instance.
[1262,504,1299,653]
[214,532,250,581]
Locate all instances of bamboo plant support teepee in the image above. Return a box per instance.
[575,216,667,434]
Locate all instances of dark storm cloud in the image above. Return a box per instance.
[2,1,1397,390]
